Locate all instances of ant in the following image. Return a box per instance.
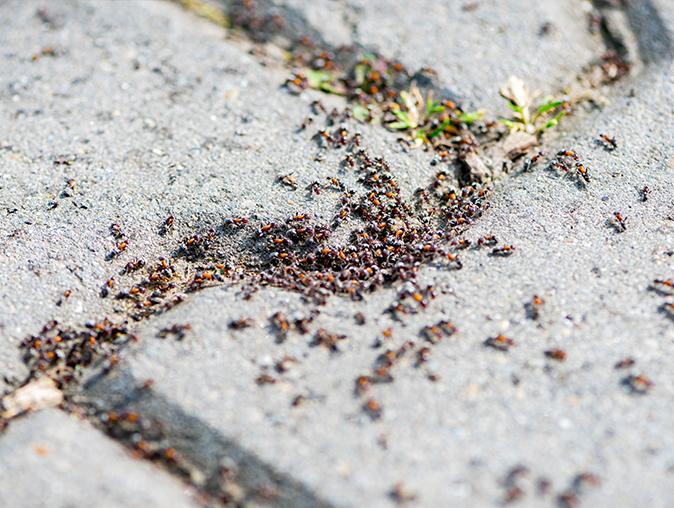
[544,349,566,361]
[614,357,635,369]
[157,323,191,341]
[525,294,544,320]
[622,374,653,394]
[640,185,651,202]
[610,211,627,233]
[596,133,617,151]
[229,317,254,330]
[363,398,382,420]
[477,235,498,247]
[649,278,673,296]
[484,334,515,351]
[490,245,515,257]
[523,151,545,172]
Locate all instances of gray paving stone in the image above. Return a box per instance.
[0,0,429,394]
[87,59,674,506]
[2,0,673,506]
[0,408,199,508]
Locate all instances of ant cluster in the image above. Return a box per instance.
[19,318,135,386]
[550,150,590,186]
[352,319,457,419]
[285,42,494,165]
[106,223,129,260]
[500,465,600,506]
[196,131,493,306]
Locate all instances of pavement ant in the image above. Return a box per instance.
[100,277,115,298]
[229,317,254,330]
[574,163,591,184]
[650,278,673,296]
[274,355,297,374]
[157,323,192,341]
[446,252,463,270]
[354,375,371,396]
[596,133,617,151]
[640,185,651,202]
[544,349,567,361]
[614,357,635,369]
[490,245,515,257]
[310,100,325,115]
[291,394,306,407]
[307,181,322,195]
[525,294,544,320]
[484,334,515,351]
[415,346,431,366]
[420,320,457,344]
[270,312,290,342]
[123,259,145,274]
[363,398,382,420]
[557,149,579,160]
[609,211,627,233]
[278,173,297,189]
[501,465,528,504]
[311,328,347,353]
[297,116,314,131]
[659,302,674,320]
[256,373,277,386]
[389,483,416,504]
[523,151,545,172]
[55,289,72,306]
[622,374,653,394]
[160,215,174,235]
[477,235,498,247]
[454,238,472,250]
[110,223,124,238]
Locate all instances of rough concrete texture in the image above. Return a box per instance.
[90,82,674,505]
[0,0,429,394]
[88,59,673,508]
[0,409,199,507]
[1,0,673,507]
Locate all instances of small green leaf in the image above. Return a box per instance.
[352,105,370,122]
[303,69,344,96]
[458,110,483,124]
[304,69,331,89]
[319,81,344,95]
[427,119,452,139]
[536,99,565,114]
[387,121,410,130]
[498,117,519,129]
[392,109,412,126]
[426,99,445,116]
[413,129,427,141]
[507,102,524,114]
[539,110,566,131]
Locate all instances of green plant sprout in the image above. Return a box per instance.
[385,85,483,143]
[498,77,569,135]
[303,69,345,95]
